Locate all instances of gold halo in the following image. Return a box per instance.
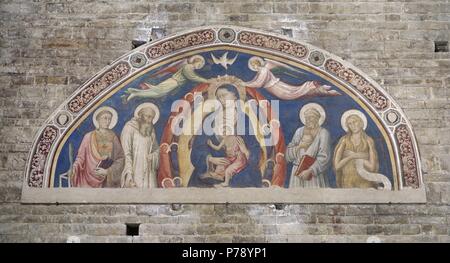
[93,106,118,129]
[299,103,326,126]
[341,109,368,132]
[134,103,160,124]
[188,55,205,69]
[207,75,246,101]
[248,56,265,72]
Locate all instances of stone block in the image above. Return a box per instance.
[205,234,233,243]
[273,3,298,14]
[228,14,249,22]
[197,224,236,235]
[158,3,193,13]
[161,224,196,236]
[240,3,272,14]
[400,224,422,235]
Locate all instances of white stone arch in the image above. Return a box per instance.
[22,26,425,203]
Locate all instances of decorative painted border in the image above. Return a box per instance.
[324,59,389,111]
[68,62,131,113]
[23,26,425,203]
[27,126,58,187]
[395,125,420,188]
[238,31,308,59]
[146,29,215,59]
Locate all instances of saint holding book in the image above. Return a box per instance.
[70,106,124,188]
[285,103,332,188]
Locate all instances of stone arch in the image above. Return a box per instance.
[22,26,425,203]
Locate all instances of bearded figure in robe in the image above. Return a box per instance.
[285,103,332,188]
[120,103,160,188]
[70,106,124,188]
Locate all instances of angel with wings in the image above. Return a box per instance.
[123,55,209,102]
[244,56,341,100]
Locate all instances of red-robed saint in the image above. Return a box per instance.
[70,106,124,188]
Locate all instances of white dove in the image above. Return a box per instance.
[211,52,238,69]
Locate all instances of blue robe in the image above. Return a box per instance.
[188,131,262,188]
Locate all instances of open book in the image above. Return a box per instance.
[295,155,315,180]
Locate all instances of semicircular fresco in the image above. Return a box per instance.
[23,26,425,203]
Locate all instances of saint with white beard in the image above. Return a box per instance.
[121,103,160,188]
[286,103,331,188]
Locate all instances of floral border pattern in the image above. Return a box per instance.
[395,125,420,188]
[28,126,58,187]
[325,59,389,111]
[146,29,215,59]
[67,62,130,113]
[237,31,308,59]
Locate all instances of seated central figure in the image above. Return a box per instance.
[188,84,262,188]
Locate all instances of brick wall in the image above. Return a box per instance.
[0,0,449,242]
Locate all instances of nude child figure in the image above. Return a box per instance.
[206,135,250,187]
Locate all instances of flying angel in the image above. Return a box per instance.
[244,56,341,100]
[122,55,209,102]
[211,52,238,70]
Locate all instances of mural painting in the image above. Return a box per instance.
[52,50,395,190]
[23,27,425,203]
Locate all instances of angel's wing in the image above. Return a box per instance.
[265,58,307,76]
[265,58,300,72]
[150,59,187,78]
